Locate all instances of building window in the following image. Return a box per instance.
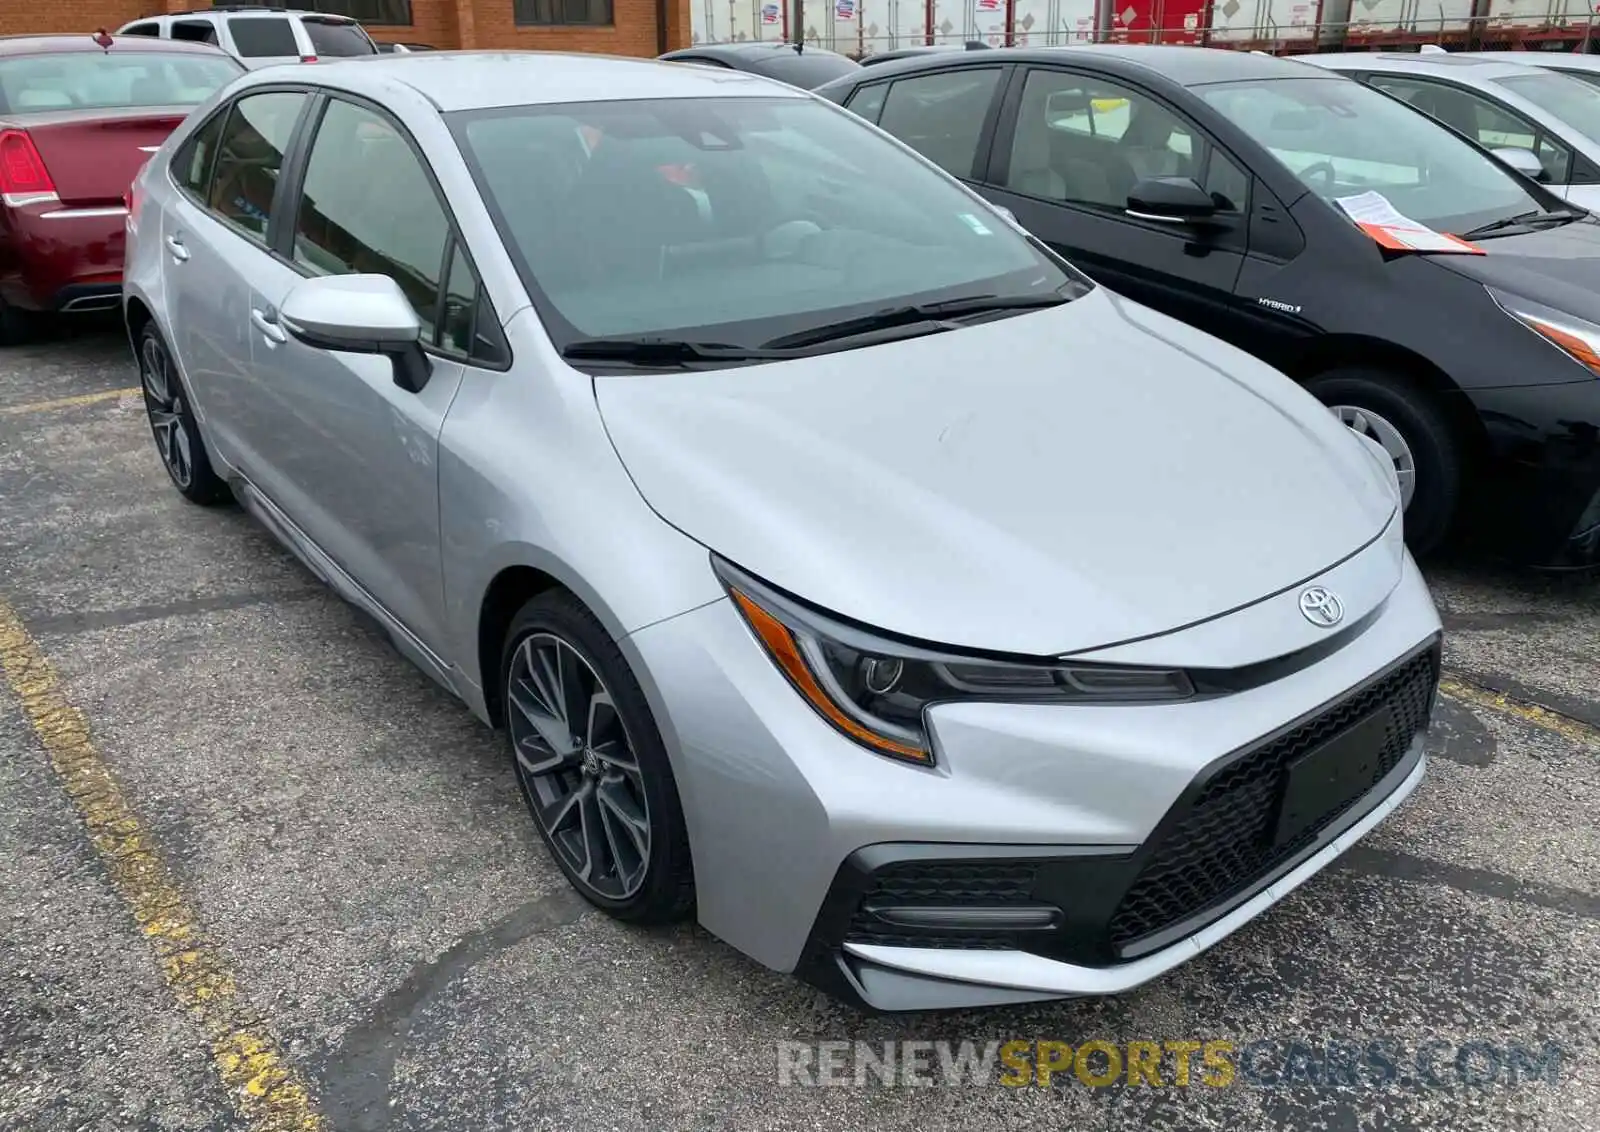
[302,0,414,26]
[513,0,613,27]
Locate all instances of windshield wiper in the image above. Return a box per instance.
[759,292,1072,351]
[561,337,792,366]
[1458,208,1586,239]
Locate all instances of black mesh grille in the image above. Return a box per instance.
[845,860,1038,949]
[1107,648,1438,950]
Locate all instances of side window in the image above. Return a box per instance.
[876,68,1002,179]
[1000,69,1202,210]
[440,243,481,356]
[1201,147,1248,213]
[1368,75,1569,181]
[1535,134,1575,184]
[844,82,888,124]
[207,91,307,241]
[173,108,228,198]
[171,20,219,45]
[122,22,161,36]
[229,17,300,57]
[292,98,451,345]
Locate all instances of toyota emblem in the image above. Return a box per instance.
[1299,586,1345,628]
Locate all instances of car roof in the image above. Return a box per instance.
[1307,51,1548,81]
[256,50,812,112]
[824,44,1327,87]
[142,6,358,18]
[1457,50,1600,72]
[0,33,236,57]
[671,41,836,59]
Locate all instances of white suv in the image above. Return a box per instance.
[115,6,378,69]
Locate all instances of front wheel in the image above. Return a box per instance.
[1307,368,1462,556]
[501,591,695,924]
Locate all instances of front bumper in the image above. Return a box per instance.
[623,548,1442,1010]
[795,646,1433,1010]
[1462,380,1600,569]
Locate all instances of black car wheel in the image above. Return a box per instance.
[138,322,229,505]
[0,298,35,347]
[1307,368,1462,556]
[502,591,695,924]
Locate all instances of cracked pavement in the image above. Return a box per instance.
[1,321,1597,1131]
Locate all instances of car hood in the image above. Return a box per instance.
[1432,215,1600,321]
[594,289,1398,656]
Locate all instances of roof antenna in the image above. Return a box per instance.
[93,27,114,50]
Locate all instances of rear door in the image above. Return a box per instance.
[161,88,312,478]
[975,64,1252,336]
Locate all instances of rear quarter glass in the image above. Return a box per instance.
[227,16,301,58]
[302,19,377,57]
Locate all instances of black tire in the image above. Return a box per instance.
[501,591,695,924]
[0,297,35,347]
[1306,368,1462,557]
[137,321,229,506]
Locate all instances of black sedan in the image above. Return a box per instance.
[658,41,858,89]
[814,46,1600,569]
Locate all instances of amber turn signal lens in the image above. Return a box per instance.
[728,589,932,765]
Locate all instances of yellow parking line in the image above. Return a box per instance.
[0,599,326,1132]
[0,387,141,417]
[1440,675,1600,750]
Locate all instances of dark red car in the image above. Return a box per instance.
[0,33,243,343]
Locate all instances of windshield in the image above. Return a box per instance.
[1498,70,1600,146]
[0,51,241,114]
[452,95,1076,350]
[1197,75,1543,234]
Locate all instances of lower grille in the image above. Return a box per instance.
[1106,647,1438,951]
[845,860,1037,949]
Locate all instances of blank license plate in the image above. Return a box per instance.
[1273,707,1394,848]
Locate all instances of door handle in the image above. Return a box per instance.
[165,235,190,262]
[250,308,287,344]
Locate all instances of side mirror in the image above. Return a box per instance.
[1126,176,1218,224]
[1491,146,1549,182]
[278,273,432,393]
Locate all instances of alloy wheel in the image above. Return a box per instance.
[1332,403,1417,512]
[508,632,652,901]
[140,334,193,490]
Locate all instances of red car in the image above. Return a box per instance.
[0,32,243,343]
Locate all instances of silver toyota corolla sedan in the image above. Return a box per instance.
[123,50,1443,1012]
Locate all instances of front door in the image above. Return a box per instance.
[244,94,471,653]
[978,66,1252,340]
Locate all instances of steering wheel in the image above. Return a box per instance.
[1299,161,1338,192]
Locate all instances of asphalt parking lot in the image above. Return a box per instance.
[1,321,1598,1132]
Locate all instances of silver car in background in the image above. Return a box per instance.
[1307,51,1600,211]
[123,52,1442,1011]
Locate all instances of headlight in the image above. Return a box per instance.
[714,558,1195,766]
[1489,287,1600,377]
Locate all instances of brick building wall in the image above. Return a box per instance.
[0,0,692,56]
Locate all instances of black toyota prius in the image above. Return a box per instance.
[814,45,1600,569]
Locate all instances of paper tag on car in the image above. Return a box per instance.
[1334,191,1485,255]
